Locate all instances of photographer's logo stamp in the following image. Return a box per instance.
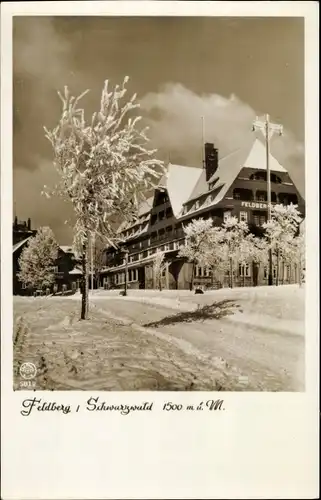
[20,362,37,380]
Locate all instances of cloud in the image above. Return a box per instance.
[139,83,305,195]
[13,160,74,244]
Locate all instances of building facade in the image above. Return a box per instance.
[13,220,82,295]
[101,138,305,290]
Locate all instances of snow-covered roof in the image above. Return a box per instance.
[13,236,32,253]
[69,268,82,275]
[165,163,203,217]
[179,138,289,218]
[60,245,74,254]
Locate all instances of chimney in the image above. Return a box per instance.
[14,216,18,228]
[27,218,31,230]
[204,143,218,181]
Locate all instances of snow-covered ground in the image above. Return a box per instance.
[13,285,305,391]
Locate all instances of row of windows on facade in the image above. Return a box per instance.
[127,209,267,255]
[122,221,148,239]
[224,210,267,226]
[122,207,174,239]
[117,210,265,262]
[122,239,184,264]
[208,172,290,191]
[184,190,298,216]
[108,263,295,286]
[108,265,168,285]
[150,207,173,225]
[232,189,298,204]
[195,264,293,279]
[118,225,184,255]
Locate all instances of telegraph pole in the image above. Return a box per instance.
[201,115,205,168]
[252,114,283,286]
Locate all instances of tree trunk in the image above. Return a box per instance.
[190,260,196,291]
[81,240,89,320]
[211,267,215,286]
[276,248,280,286]
[229,257,233,289]
[159,275,162,292]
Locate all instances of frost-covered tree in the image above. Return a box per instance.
[152,250,167,291]
[18,227,59,292]
[263,204,302,286]
[44,77,164,319]
[221,217,249,288]
[179,218,214,291]
[201,226,227,285]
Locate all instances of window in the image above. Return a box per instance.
[158,210,165,221]
[259,214,267,226]
[264,267,277,279]
[223,211,232,222]
[165,207,173,218]
[253,212,267,227]
[195,266,210,277]
[279,193,298,206]
[53,266,59,273]
[233,188,253,201]
[166,225,172,234]
[129,269,138,282]
[256,190,267,202]
[21,283,27,289]
[239,264,251,277]
[239,211,248,223]
[195,199,200,210]
[151,214,157,225]
[250,171,267,182]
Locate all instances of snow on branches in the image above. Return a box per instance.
[44,76,165,250]
[152,249,167,291]
[44,77,165,318]
[18,227,59,291]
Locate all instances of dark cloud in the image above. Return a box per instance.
[13,16,304,243]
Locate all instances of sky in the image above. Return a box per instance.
[13,16,305,244]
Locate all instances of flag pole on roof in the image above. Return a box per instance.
[201,115,205,169]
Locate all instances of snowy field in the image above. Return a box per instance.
[13,285,305,391]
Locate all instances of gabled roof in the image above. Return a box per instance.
[178,138,289,219]
[13,236,32,253]
[165,163,203,216]
[243,138,287,173]
[187,169,207,202]
[60,245,74,254]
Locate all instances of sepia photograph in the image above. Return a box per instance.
[13,15,306,392]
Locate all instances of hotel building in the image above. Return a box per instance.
[101,138,305,290]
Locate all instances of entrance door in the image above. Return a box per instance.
[138,267,145,289]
